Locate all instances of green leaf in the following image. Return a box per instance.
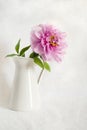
[6,54,17,57]
[34,57,44,69]
[15,39,20,53]
[44,62,51,72]
[30,52,39,58]
[21,53,25,57]
[20,45,31,56]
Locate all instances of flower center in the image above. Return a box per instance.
[49,36,58,47]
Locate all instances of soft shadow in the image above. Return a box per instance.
[0,43,10,108]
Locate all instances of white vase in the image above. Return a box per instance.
[10,57,40,111]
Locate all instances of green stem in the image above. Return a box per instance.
[37,68,44,84]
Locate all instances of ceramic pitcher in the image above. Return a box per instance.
[10,57,40,111]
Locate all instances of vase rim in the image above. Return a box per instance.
[12,56,33,61]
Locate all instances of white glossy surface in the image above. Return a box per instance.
[0,0,87,129]
[10,57,40,111]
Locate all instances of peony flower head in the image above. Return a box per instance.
[30,24,67,62]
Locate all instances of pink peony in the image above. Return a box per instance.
[30,24,67,62]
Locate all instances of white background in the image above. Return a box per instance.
[0,0,87,129]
